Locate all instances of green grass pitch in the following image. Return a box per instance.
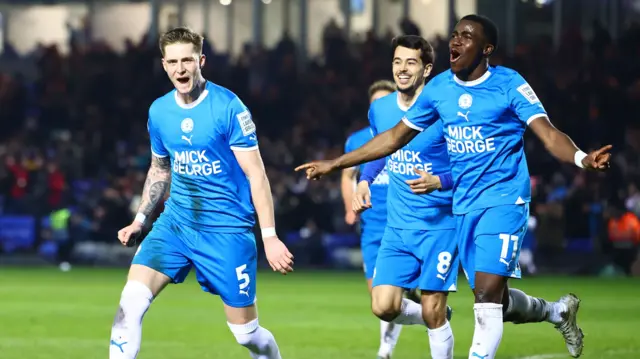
[0,268,638,358]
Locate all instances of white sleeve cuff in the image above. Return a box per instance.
[230,145,259,152]
[401,117,424,132]
[525,113,548,126]
[151,150,168,158]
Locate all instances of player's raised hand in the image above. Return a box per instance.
[582,145,613,171]
[263,236,294,275]
[117,221,143,247]
[406,169,442,194]
[294,160,338,180]
[353,181,372,214]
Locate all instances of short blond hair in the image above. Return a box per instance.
[368,80,396,101]
[159,26,204,57]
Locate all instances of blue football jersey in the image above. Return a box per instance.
[147,81,258,231]
[402,66,547,214]
[369,92,454,230]
[344,127,388,228]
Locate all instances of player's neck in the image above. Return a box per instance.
[457,60,489,82]
[178,77,206,105]
[397,84,425,110]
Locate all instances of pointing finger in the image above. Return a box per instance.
[594,144,613,156]
[295,163,314,172]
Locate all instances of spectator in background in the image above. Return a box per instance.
[46,162,66,209]
[5,155,29,214]
[607,199,640,275]
[0,16,640,271]
[625,181,640,217]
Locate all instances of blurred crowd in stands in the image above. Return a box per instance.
[0,17,639,273]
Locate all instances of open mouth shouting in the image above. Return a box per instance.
[450,48,462,63]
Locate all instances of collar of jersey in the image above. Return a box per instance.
[453,70,492,87]
[174,87,210,109]
[395,91,419,111]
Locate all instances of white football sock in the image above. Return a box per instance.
[428,320,454,359]
[109,281,153,359]
[378,320,403,357]
[505,288,557,324]
[228,319,282,359]
[391,298,426,325]
[468,303,503,359]
[548,302,568,325]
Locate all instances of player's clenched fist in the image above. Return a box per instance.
[263,236,294,275]
[353,181,372,214]
[117,222,143,247]
[295,160,338,180]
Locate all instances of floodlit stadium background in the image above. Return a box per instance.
[0,0,638,358]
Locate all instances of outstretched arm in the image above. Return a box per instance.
[296,121,418,179]
[335,121,418,169]
[508,74,611,171]
[528,117,611,170]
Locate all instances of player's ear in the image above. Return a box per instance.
[161,58,168,72]
[483,44,494,57]
[199,54,206,69]
[423,63,433,78]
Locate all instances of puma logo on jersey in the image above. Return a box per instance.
[457,111,470,121]
[181,135,193,146]
[239,289,250,297]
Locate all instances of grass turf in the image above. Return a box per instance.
[0,268,638,358]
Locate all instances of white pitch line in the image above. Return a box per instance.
[516,354,564,359]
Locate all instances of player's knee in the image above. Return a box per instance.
[421,291,448,328]
[473,273,507,304]
[371,292,402,322]
[228,319,273,352]
[474,286,503,304]
[114,281,154,326]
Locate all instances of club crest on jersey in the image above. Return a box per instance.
[236,110,256,136]
[458,94,472,109]
[181,118,194,133]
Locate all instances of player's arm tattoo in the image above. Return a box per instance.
[137,155,171,216]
